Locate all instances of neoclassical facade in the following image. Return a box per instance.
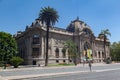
[14,17,110,65]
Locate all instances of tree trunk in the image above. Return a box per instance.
[45,23,50,66]
[104,35,106,59]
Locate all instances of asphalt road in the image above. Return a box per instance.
[0,63,120,80]
[22,69,120,80]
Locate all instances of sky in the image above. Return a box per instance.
[0,0,120,43]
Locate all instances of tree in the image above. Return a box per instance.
[99,29,111,59]
[0,32,17,69]
[62,47,66,58]
[64,39,77,65]
[38,6,59,66]
[110,41,120,61]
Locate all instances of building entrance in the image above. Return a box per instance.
[83,42,92,60]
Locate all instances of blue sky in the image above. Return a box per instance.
[0,0,120,43]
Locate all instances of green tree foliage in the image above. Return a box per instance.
[100,29,111,37]
[0,32,17,63]
[62,47,66,56]
[110,42,120,61]
[10,56,24,68]
[62,47,66,53]
[64,39,77,65]
[38,6,59,66]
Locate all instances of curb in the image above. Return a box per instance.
[5,70,93,80]
[0,63,107,71]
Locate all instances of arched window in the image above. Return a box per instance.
[84,42,91,50]
[32,34,39,44]
[98,51,101,62]
[98,51,100,58]
[55,47,59,58]
[102,52,104,58]
[55,47,59,63]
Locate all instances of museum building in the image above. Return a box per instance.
[14,17,110,65]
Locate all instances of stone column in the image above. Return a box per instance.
[41,36,44,59]
[79,39,82,62]
[50,38,54,58]
[28,37,32,64]
[106,46,109,57]
[66,49,69,63]
[28,37,32,57]
[26,38,29,57]
[39,36,41,58]
[96,51,99,62]
[100,51,103,62]
[93,42,95,58]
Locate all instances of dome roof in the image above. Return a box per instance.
[66,17,90,33]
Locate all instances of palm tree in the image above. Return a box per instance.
[39,6,59,66]
[100,29,111,60]
[64,39,77,65]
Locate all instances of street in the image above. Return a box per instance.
[0,63,120,80]
[23,69,120,80]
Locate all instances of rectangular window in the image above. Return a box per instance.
[32,34,40,44]
[32,38,39,44]
[32,48,39,57]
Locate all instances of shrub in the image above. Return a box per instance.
[0,63,4,67]
[0,61,4,67]
[10,57,24,68]
[105,57,111,64]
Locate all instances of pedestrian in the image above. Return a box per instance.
[88,60,92,71]
[83,57,86,67]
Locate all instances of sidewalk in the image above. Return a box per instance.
[0,63,117,80]
[0,62,107,71]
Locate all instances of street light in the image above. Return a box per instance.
[4,46,7,69]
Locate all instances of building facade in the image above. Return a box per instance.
[14,17,110,65]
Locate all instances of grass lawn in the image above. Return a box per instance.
[48,63,75,67]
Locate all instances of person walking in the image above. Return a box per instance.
[88,60,92,71]
[83,57,86,67]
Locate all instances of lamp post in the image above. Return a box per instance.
[4,46,7,69]
[4,55,6,69]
